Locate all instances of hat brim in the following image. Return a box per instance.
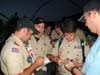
[78,14,85,22]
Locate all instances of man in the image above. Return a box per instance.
[44,24,52,39]
[30,17,52,75]
[50,22,64,48]
[50,19,89,75]
[51,22,63,42]
[65,0,100,75]
[0,18,44,75]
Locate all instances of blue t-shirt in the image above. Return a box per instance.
[82,36,100,75]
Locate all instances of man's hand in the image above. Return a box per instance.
[74,58,83,68]
[64,58,75,71]
[47,54,63,65]
[64,58,84,75]
[54,56,63,65]
[17,57,44,75]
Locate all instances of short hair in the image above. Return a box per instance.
[62,19,77,33]
[55,21,62,28]
[33,17,45,24]
[45,24,51,29]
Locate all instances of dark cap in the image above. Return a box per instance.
[62,19,77,33]
[78,0,100,22]
[33,17,45,24]
[17,18,39,34]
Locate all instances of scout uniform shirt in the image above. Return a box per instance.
[75,29,86,41]
[52,37,89,75]
[51,30,63,48]
[1,34,34,75]
[51,30,60,41]
[51,30,63,41]
[30,34,52,59]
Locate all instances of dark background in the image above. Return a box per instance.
[0,0,89,21]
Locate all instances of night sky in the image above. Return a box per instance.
[0,0,88,21]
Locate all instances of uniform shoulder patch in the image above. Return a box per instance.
[14,41,19,46]
[12,48,19,53]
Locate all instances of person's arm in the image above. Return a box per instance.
[70,67,83,75]
[47,54,59,62]
[47,54,63,65]
[17,57,44,75]
[64,59,84,75]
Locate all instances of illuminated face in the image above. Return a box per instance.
[35,23,45,36]
[55,27,61,34]
[64,32,75,42]
[84,11,97,33]
[23,29,33,42]
[45,26,51,35]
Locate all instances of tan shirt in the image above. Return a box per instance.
[52,37,89,75]
[30,34,52,58]
[76,28,86,41]
[51,30,63,41]
[51,30,60,41]
[1,34,34,75]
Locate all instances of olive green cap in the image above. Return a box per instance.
[17,18,39,34]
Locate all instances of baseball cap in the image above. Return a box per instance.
[17,18,39,34]
[78,0,100,22]
[33,17,45,24]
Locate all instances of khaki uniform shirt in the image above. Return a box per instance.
[76,29,86,41]
[1,34,34,75]
[51,30,63,41]
[51,30,64,48]
[51,30,60,41]
[52,37,89,75]
[30,34,52,58]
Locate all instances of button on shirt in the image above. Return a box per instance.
[30,35,52,58]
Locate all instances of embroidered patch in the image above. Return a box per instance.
[12,48,19,53]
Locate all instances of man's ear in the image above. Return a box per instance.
[22,28,28,34]
[90,11,99,23]
[91,11,97,18]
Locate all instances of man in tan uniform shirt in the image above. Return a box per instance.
[51,22,87,48]
[51,19,89,75]
[0,18,44,75]
[30,17,52,75]
[51,22,64,47]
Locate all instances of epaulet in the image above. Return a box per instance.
[14,41,19,46]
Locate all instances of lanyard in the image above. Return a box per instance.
[26,40,36,63]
